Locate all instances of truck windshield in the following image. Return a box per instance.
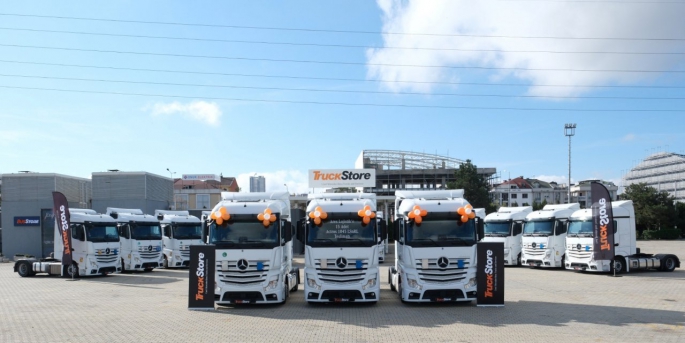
[523,220,554,236]
[484,221,511,237]
[209,214,280,249]
[86,225,120,243]
[173,224,202,240]
[406,215,476,247]
[131,224,162,240]
[568,220,593,237]
[307,215,376,247]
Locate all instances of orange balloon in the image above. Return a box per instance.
[263,219,270,226]
[363,216,370,225]
[415,216,423,224]
[314,217,321,225]
[320,211,328,219]
[457,207,465,215]
[216,217,224,225]
[258,213,265,221]
[461,215,468,223]
[469,212,476,219]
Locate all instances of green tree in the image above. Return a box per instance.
[621,183,676,232]
[333,187,357,193]
[446,160,496,213]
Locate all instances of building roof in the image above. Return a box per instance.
[174,177,238,192]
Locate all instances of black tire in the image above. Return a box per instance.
[517,253,522,267]
[144,268,154,272]
[560,254,566,269]
[283,281,289,304]
[162,256,169,269]
[121,258,127,273]
[17,262,33,277]
[389,269,396,292]
[611,256,626,274]
[663,256,677,272]
[66,263,79,278]
[292,282,299,292]
[398,278,407,304]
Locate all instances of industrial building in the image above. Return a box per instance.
[92,171,173,215]
[355,150,496,196]
[624,152,685,202]
[250,175,266,192]
[1,173,91,258]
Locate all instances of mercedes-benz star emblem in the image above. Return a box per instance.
[148,245,153,252]
[532,242,537,248]
[105,248,110,254]
[336,257,347,269]
[577,243,582,251]
[237,259,249,270]
[437,257,450,268]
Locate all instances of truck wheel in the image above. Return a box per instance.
[66,263,79,278]
[560,254,566,269]
[17,262,33,277]
[163,256,168,269]
[611,257,626,274]
[144,268,154,272]
[517,253,522,267]
[397,279,407,304]
[121,258,127,273]
[663,256,677,272]
[389,269,396,292]
[292,281,299,292]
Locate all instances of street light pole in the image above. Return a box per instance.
[564,123,576,204]
[284,183,290,194]
[167,168,176,209]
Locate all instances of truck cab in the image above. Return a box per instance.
[15,209,121,277]
[107,208,164,272]
[298,193,382,304]
[390,190,484,303]
[209,192,299,305]
[483,206,532,266]
[156,210,204,268]
[521,203,580,268]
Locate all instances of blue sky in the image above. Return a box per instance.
[1,1,683,194]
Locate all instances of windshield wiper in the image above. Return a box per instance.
[410,238,438,246]
[443,237,470,246]
[310,238,333,245]
[337,238,365,245]
[239,240,265,247]
[214,241,236,247]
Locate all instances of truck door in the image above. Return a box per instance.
[71,224,87,256]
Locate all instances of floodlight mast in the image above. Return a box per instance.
[564,123,576,204]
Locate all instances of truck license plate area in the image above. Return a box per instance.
[333,298,350,302]
[436,297,452,302]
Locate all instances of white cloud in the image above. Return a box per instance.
[368,1,685,97]
[235,170,309,194]
[150,101,222,126]
[623,133,636,141]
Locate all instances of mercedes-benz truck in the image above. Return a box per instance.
[389,190,484,303]
[298,193,383,304]
[107,208,164,272]
[565,200,680,273]
[15,209,121,277]
[156,210,204,268]
[521,203,580,268]
[483,206,532,266]
[209,192,299,305]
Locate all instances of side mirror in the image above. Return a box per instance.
[283,221,292,242]
[477,218,485,241]
[392,220,400,242]
[379,220,387,241]
[296,218,305,243]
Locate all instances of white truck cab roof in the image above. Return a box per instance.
[155,210,201,224]
[526,203,580,221]
[213,192,290,218]
[485,206,532,222]
[307,193,376,213]
[106,207,159,224]
[395,190,471,218]
[569,200,634,221]
[69,208,117,224]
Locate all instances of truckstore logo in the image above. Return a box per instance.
[312,170,372,181]
[336,257,347,269]
[597,198,611,251]
[15,217,40,226]
[195,252,206,300]
[437,257,450,268]
[484,249,495,298]
[58,205,71,259]
[237,259,249,270]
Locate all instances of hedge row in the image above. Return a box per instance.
[639,228,682,240]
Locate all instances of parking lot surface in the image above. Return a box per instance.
[1,241,684,342]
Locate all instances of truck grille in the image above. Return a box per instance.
[95,248,119,263]
[179,246,190,258]
[138,245,162,260]
[414,258,469,283]
[217,260,270,285]
[315,259,369,284]
[522,248,545,257]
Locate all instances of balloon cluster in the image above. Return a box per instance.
[408,205,428,224]
[357,205,376,225]
[258,208,277,227]
[457,204,476,223]
[309,206,328,225]
[211,207,230,225]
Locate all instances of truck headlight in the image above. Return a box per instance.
[306,275,321,291]
[134,257,141,263]
[406,276,422,290]
[362,274,377,290]
[465,278,477,289]
[544,250,551,259]
[175,255,181,261]
[91,261,98,268]
[264,276,279,292]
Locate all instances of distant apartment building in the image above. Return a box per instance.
[250,175,266,193]
[570,180,618,208]
[173,176,239,214]
[491,176,569,207]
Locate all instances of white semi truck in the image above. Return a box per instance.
[107,208,164,272]
[156,210,204,268]
[298,193,383,304]
[208,192,299,305]
[390,190,484,303]
[15,209,121,277]
[521,203,580,268]
[483,206,532,266]
[565,200,680,273]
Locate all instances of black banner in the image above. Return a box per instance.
[188,245,215,310]
[477,242,505,307]
[591,182,615,261]
[52,192,73,266]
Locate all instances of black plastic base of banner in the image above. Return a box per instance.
[477,304,505,307]
[607,275,623,278]
[188,307,215,311]
[65,279,80,282]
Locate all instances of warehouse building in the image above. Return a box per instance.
[92,171,173,215]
